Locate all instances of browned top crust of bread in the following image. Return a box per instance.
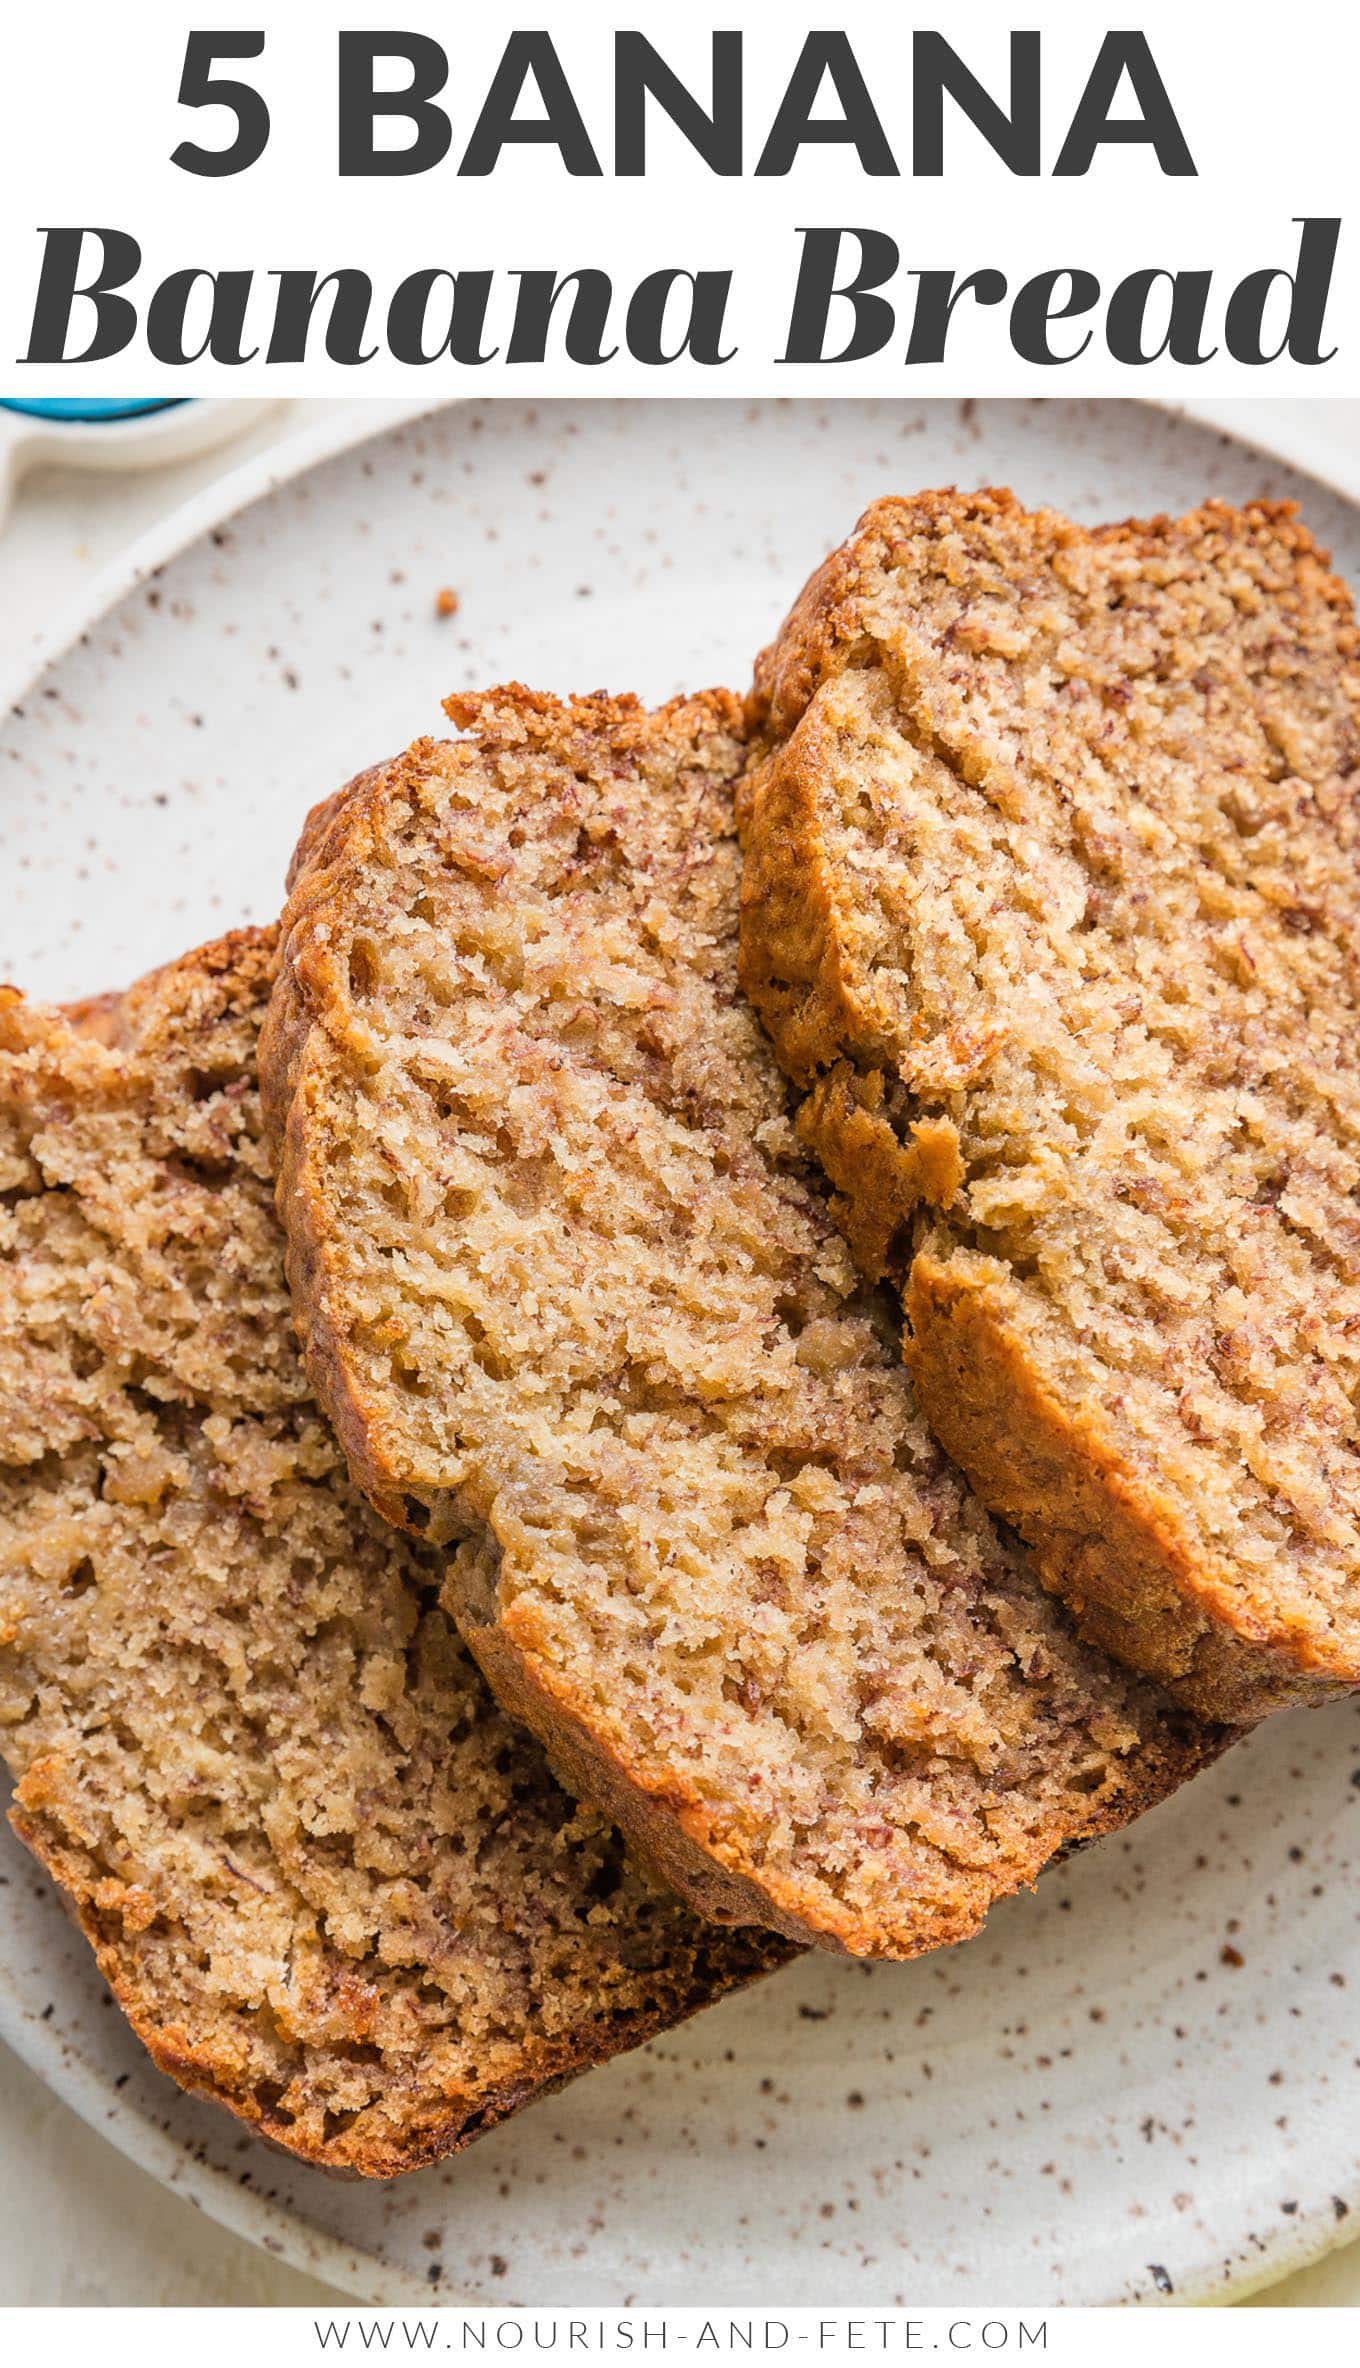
[0,929,782,2177]
[738,488,1360,1723]
[262,684,1221,1961]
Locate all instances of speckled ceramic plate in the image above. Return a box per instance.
[4,397,1360,2309]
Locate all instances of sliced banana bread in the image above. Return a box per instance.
[262,685,1219,1961]
[0,930,782,2176]
[739,489,1360,1722]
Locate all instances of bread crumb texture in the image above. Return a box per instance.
[739,489,1360,1722]
[263,686,1218,1961]
[0,929,780,2176]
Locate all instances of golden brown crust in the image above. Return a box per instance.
[749,488,1360,750]
[264,685,1224,1964]
[748,488,1019,753]
[903,1252,1348,1722]
[446,1538,823,1945]
[740,489,1360,1721]
[448,1546,1224,1956]
[9,1786,749,2180]
[260,765,439,1532]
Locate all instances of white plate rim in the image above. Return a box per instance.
[3,392,1359,2310]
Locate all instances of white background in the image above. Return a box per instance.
[0,0,1356,395]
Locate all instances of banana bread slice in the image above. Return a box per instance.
[0,930,783,2177]
[262,685,1219,1961]
[739,489,1360,1723]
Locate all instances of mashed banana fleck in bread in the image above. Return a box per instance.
[262,686,1218,1961]
[739,489,1360,1722]
[0,931,780,2175]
